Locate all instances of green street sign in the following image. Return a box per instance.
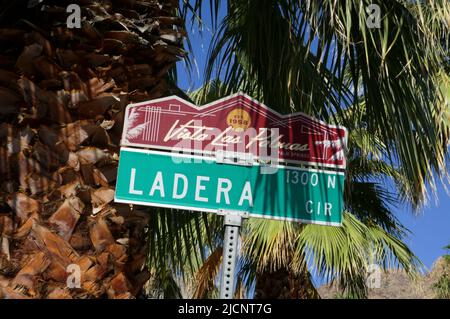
[115,148,345,226]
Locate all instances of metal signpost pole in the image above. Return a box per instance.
[218,211,247,299]
[217,152,252,299]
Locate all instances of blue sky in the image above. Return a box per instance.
[176,4,450,270]
[397,185,450,270]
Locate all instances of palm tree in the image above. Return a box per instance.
[144,0,450,298]
[168,83,419,299]
[1,0,447,299]
[0,0,185,298]
[187,0,450,205]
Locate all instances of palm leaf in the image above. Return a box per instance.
[183,0,450,208]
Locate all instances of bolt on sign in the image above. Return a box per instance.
[121,92,348,169]
[115,148,345,226]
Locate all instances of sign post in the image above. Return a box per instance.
[218,211,247,299]
[114,93,348,299]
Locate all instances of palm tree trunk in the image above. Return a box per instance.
[0,0,183,299]
[254,267,320,299]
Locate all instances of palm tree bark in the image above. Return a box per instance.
[0,0,183,299]
[254,267,319,299]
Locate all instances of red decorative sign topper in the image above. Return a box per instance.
[121,93,347,168]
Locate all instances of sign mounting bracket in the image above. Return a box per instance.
[215,150,254,166]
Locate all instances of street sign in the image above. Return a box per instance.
[116,93,348,299]
[115,147,344,226]
[121,93,348,169]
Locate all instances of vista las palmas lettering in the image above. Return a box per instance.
[163,119,310,152]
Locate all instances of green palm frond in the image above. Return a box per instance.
[189,79,228,105]
[345,181,404,235]
[177,68,423,298]
[148,267,184,299]
[296,212,421,297]
[241,219,300,273]
[153,1,449,297]
[146,209,221,286]
[183,0,450,208]
[237,211,419,298]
